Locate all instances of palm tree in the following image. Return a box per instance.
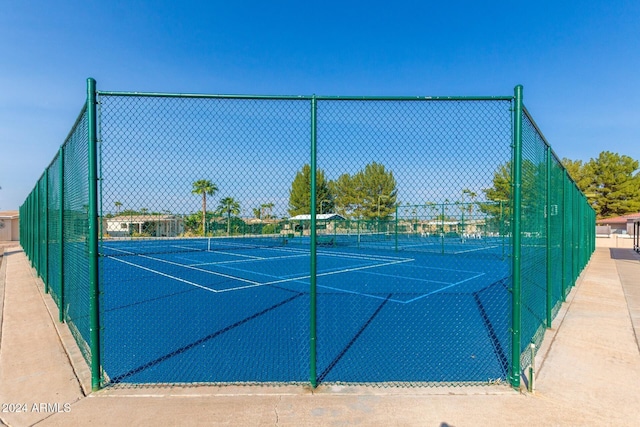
[217,197,240,236]
[261,202,274,219]
[192,180,218,235]
[114,201,122,216]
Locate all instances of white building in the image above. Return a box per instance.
[0,211,19,241]
[104,214,184,238]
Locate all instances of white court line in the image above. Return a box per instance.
[218,259,386,286]
[395,263,485,275]
[108,256,219,294]
[403,272,486,303]
[276,245,413,263]
[104,246,137,255]
[139,254,262,287]
[189,253,308,267]
[261,258,414,287]
[452,245,500,255]
[359,270,453,286]
[207,250,264,260]
[170,244,264,260]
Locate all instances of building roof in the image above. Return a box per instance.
[0,210,19,219]
[289,213,346,221]
[106,214,182,222]
[596,212,640,225]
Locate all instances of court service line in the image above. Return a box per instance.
[452,245,500,255]
[139,254,262,287]
[403,272,486,303]
[395,263,485,275]
[274,245,414,263]
[169,244,265,260]
[206,249,264,260]
[188,253,308,267]
[215,259,387,286]
[261,258,414,287]
[359,270,454,286]
[107,256,220,293]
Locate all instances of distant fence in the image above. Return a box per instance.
[596,225,611,237]
[20,79,595,391]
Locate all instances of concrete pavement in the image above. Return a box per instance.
[1,243,639,426]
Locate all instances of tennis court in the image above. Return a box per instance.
[99,236,511,384]
[20,82,595,389]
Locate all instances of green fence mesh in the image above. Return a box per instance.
[549,155,564,319]
[19,81,595,390]
[519,110,548,369]
[63,107,92,363]
[47,153,62,306]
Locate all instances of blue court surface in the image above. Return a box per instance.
[99,237,512,385]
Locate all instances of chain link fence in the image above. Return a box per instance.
[20,80,595,390]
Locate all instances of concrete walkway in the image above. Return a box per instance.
[1,244,639,426]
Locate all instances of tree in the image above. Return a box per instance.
[583,151,640,218]
[480,162,514,235]
[217,197,241,236]
[461,188,478,215]
[261,202,274,219]
[561,158,592,190]
[191,179,218,235]
[330,163,397,220]
[352,162,397,220]
[288,164,334,216]
[114,201,122,215]
[330,173,359,217]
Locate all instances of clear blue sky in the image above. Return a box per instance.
[1,0,638,211]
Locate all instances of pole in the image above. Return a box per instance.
[511,84,524,389]
[546,147,552,327]
[87,78,102,391]
[395,205,399,252]
[43,169,49,292]
[561,170,567,302]
[59,147,65,323]
[441,203,445,254]
[309,95,318,387]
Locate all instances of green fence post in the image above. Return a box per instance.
[87,78,102,391]
[441,203,445,254]
[561,170,567,302]
[59,146,65,323]
[545,147,552,327]
[573,183,579,285]
[309,95,318,388]
[44,169,49,293]
[395,205,399,252]
[510,84,524,389]
[34,182,39,270]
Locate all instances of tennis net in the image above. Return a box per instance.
[100,235,287,257]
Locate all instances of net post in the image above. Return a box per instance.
[510,84,524,389]
[309,95,318,388]
[545,146,552,327]
[59,146,65,323]
[34,181,39,270]
[561,170,567,302]
[44,169,49,293]
[87,77,102,391]
[500,201,505,259]
[394,205,399,252]
[441,203,445,254]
